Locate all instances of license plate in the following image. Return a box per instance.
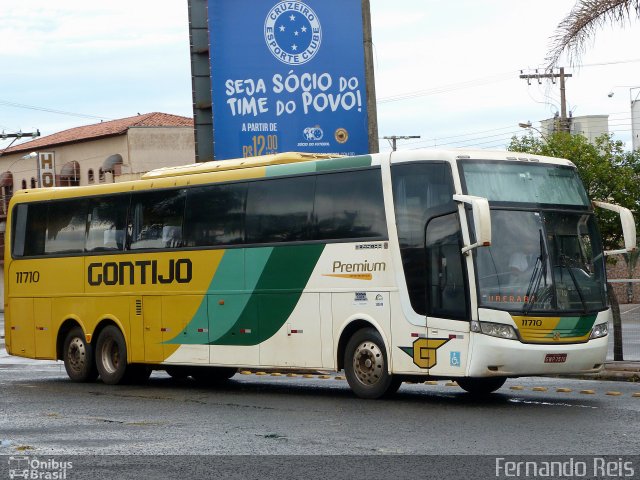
[544,353,567,363]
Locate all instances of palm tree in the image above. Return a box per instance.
[547,0,640,67]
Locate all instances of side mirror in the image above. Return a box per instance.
[453,194,492,254]
[592,201,637,256]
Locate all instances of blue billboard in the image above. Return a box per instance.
[208,0,370,159]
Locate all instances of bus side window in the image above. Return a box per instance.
[86,195,129,252]
[12,203,48,257]
[391,162,455,315]
[425,213,468,320]
[183,183,247,247]
[44,199,89,255]
[314,169,387,240]
[246,176,315,244]
[128,189,186,250]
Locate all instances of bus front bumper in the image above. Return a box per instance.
[466,333,608,377]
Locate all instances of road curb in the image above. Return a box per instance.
[556,371,640,382]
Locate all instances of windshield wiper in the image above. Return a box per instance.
[523,230,549,313]
[557,254,588,313]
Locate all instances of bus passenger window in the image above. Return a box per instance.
[129,189,186,250]
[86,195,129,252]
[246,176,315,244]
[12,203,47,257]
[184,183,246,246]
[391,162,455,315]
[45,200,89,255]
[314,169,387,240]
[425,213,468,320]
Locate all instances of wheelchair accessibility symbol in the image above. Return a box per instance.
[450,351,461,367]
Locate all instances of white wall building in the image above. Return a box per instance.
[0,112,195,304]
[540,114,610,144]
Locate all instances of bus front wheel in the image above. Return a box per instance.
[456,377,506,395]
[344,328,401,399]
[95,325,131,385]
[63,326,98,382]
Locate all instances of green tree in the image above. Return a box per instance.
[509,131,640,359]
[508,131,640,250]
[547,0,640,67]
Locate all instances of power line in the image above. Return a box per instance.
[0,130,41,158]
[0,99,111,121]
[377,71,515,104]
[392,124,522,148]
[520,68,572,133]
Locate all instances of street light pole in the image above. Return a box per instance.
[0,130,41,158]
[382,135,421,151]
[607,86,640,151]
[518,121,549,142]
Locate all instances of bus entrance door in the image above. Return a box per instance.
[425,212,470,377]
[426,316,469,377]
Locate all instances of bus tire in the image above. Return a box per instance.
[95,325,130,385]
[456,377,506,395]
[63,326,98,382]
[344,328,400,399]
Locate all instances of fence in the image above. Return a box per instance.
[608,300,640,361]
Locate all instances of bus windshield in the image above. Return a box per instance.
[460,160,590,206]
[473,209,607,313]
[459,160,606,313]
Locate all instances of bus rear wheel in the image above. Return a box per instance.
[456,377,506,395]
[344,328,401,399]
[95,325,131,385]
[63,326,98,382]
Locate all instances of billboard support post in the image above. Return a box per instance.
[189,0,378,160]
[362,0,379,154]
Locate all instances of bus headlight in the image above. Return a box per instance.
[478,321,518,340]
[590,322,608,339]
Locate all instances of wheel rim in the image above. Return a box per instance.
[67,337,87,374]
[100,338,120,375]
[352,341,384,386]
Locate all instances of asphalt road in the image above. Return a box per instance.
[1,313,640,479]
[1,364,639,456]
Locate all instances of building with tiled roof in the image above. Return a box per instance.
[3,112,193,156]
[0,112,195,288]
[0,111,194,192]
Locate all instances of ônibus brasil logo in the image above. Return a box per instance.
[264,1,322,65]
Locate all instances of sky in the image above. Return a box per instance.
[1,0,639,154]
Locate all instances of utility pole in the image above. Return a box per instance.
[383,135,420,151]
[519,68,572,133]
[0,130,41,158]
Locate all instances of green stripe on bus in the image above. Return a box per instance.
[563,314,597,337]
[315,155,372,172]
[265,162,317,177]
[544,315,596,338]
[210,244,325,345]
[264,155,372,178]
[167,244,325,346]
[166,248,272,345]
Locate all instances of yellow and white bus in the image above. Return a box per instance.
[4,150,636,398]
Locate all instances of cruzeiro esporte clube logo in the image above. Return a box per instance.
[265,1,322,65]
